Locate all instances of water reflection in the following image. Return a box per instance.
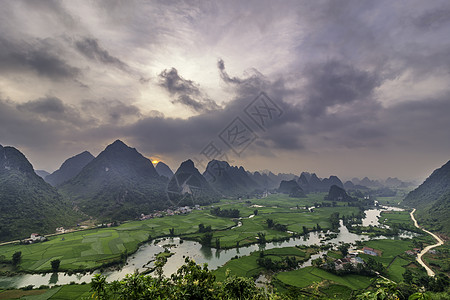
[0,206,416,289]
[200,246,212,259]
[49,273,58,285]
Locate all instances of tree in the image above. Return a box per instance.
[169,228,175,236]
[266,218,274,228]
[302,226,308,235]
[198,223,205,233]
[200,232,213,246]
[12,251,21,266]
[91,274,107,300]
[51,259,60,272]
[403,269,413,284]
[257,232,266,244]
[338,243,349,257]
[155,255,167,279]
[253,209,258,216]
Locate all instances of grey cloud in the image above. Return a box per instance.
[413,6,450,30]
[81,100,141,123]
[303,60,381,117]
[217,59,242,84]
[0,37,80,80]
[75,37,130,71]
[17,97,66,114]
[158,68,220,113]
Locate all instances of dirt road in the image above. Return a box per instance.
[410,208,444,277]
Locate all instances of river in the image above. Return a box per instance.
[0,206,414,288]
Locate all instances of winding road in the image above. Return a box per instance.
[410,208,444,277]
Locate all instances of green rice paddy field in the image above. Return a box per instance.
[0,284,91,300]
[0,194,359,272]
[213,246,312,281]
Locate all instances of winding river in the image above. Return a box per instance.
[0,206,415,288]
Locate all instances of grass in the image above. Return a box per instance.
[422,241,450,276]
[358,238,431,282]
[0,289,48,299]
[320,284,353,299]
[45,284,91,299]
[275,266,373,290]
[387,257,410,282]
[0,285,92,300]
[213,246,311,281]
[184,205,359,249]
[379,210,414,227]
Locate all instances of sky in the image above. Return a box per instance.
[0,0,449,181]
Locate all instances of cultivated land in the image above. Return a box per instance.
[0,284,92,300]
[275,266,373,290]
[213,246,315,281]
[0,193,359,273]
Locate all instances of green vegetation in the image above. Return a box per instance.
[379,210,414,227]
[89,258,274,300]
[0,193,362,273]
[213,246,313,281]
[0,146,81,242]
[275,266,373,290]
[402,160,450,234]
[0,210,234,272]
[422,241,450,277]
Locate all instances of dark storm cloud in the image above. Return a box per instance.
[0,37,80,80]
[302,60,381,117]
[75,37,130,71]
[158,68,220,113]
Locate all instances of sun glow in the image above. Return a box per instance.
[152,160,159,164]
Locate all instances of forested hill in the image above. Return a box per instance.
[58,140,168,221]
[403,160,450,234]
[0,144,80,242]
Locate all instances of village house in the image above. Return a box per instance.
[334,255,365,270]
[23,233,47,244]
[362,247,382,256]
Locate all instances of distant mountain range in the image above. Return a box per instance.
[168,159,220,206]
[0,138,431,242]
[325,185,357,202]
[403,160,450,234]
[278,180,306,198]
[0,144,80,242]
[203,160,260,196]
[45,151,95,186]
[297,172,344,193]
